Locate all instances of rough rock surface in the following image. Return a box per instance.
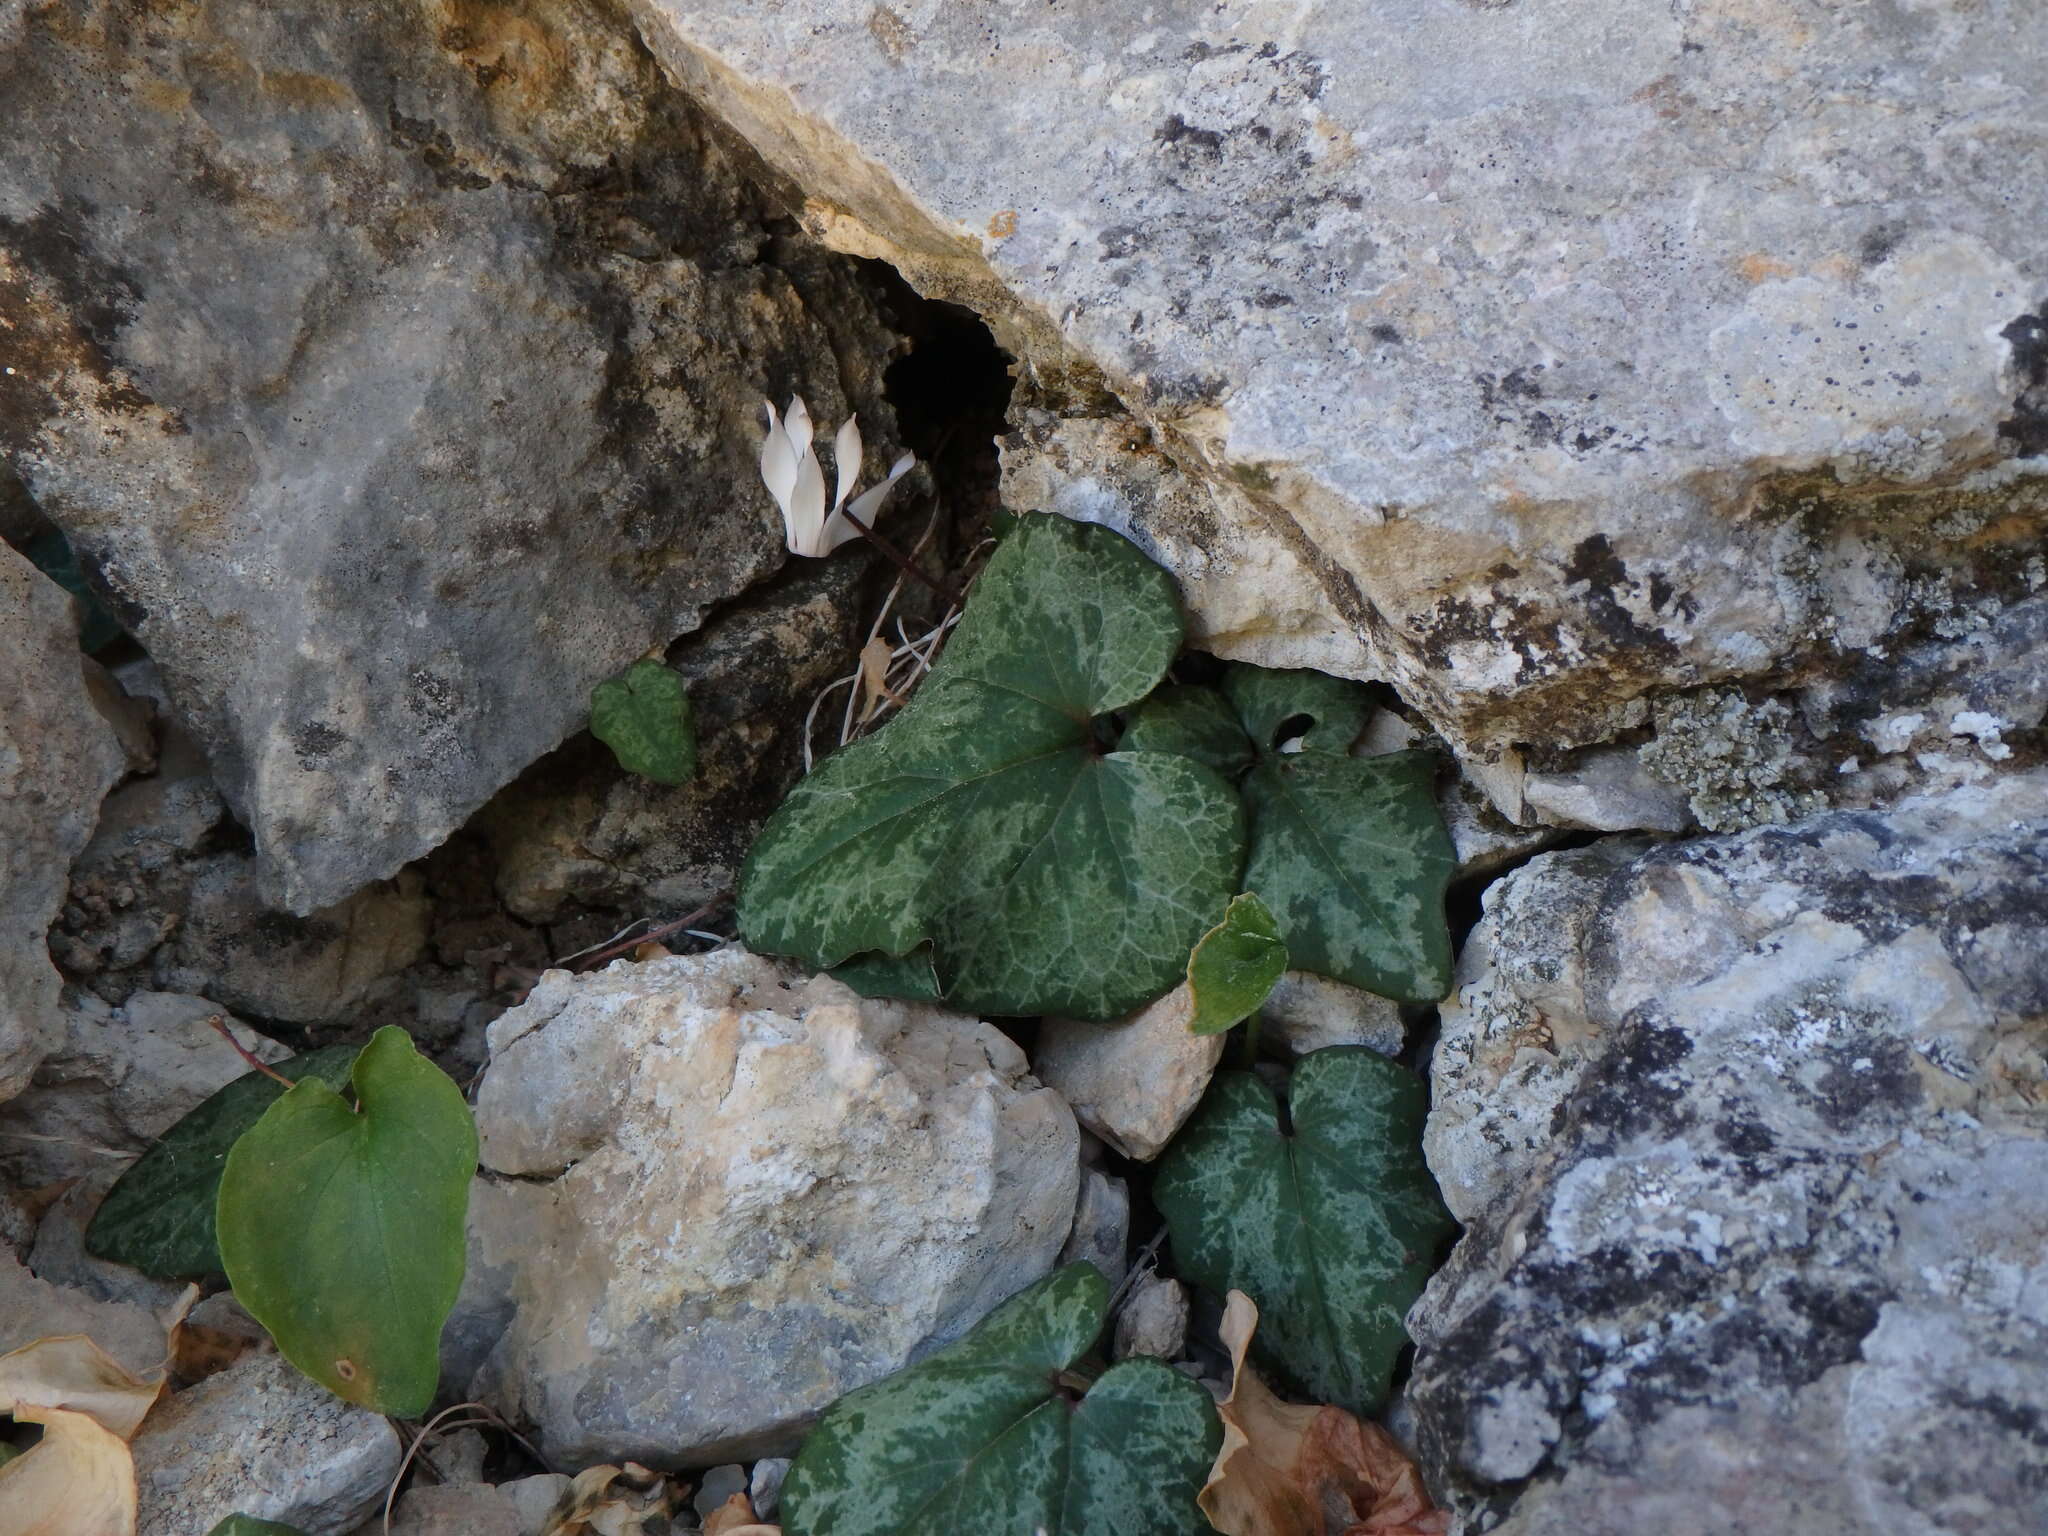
[1,0,909,912]
[1259,970,1405,1059]
[0,992,286,1187]
[133,1352,403,1536]
[1411,772,2048,1534]
[479,556,877,925]
[1034,985,1224,1161]
[463,947,1078,1465]
[0,541,124,1101]
[634,0,2048,776]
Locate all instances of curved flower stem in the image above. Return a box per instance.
[207,1014,296,1088]
[838,505,961,608]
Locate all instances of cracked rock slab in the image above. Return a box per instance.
[637,0,2048,761]
[1411,771,2048,1534]
[461,947,1078,1466]
[1,0,906,912]
[0,541,124,1102]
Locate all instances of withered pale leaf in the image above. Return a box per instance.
[0,1403,139,1535]
[540,1463,680,1536]
[0,1333,164,1438]
[1198,1292,1447,1536]
[701,1490,780,1536]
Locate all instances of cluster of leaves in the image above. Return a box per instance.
[85,1027,476,1419]
[738,514,1455,1020]
[777,1044,1453,1535]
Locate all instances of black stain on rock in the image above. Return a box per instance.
[1998,307,2048,457]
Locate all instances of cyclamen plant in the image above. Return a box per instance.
[760,395,916,557]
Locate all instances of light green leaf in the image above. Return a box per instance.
[1220,665,1373,756]
[205,1519,310,1535]
[591,659,697,785]
[1238,749,1454,1002]
[782,1263,1219,1536]
[1153,1049,1455,1413]
[740,515,1244,1020]
[1187,892,1287,1035]
[85,1045,364,1280]
[1119,684,1255,778]
[217,1028,476,1417]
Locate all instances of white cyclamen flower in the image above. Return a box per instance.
[760,395,916,557]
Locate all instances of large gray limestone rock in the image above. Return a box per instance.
[0,0,908,913]
[463,947,1079,1466]
[1411,772,2048,1534]
[631,0,2048,776]
[0,542,124,1101]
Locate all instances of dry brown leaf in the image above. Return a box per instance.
[0,1402,139,1536]
[539,1462,681,1536]
[1198,1292,1447,1536]
[857,636,901,722]
[0,1334,163,1439]
[701,1490,781,1536]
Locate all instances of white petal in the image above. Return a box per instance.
[822,510,864,552]
[784,395,814,461]
[787,448,830,556]
[832,414,863,513]
[845,452,916,526]
[759,400,799,515]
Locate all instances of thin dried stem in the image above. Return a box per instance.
[566,896,731,972]
[207,1015,294,1089]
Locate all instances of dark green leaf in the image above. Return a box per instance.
[1187,892,1287,1035]
[85,1044,364,1280]
[782,1263,1219,1536]
[740,515,1244,1020]
[217,1027,476,1417]
[205,1519,310,1536]
[830,947,942,1002]
[1119,684,1255,778]
[1221,665,1373,756]
[1239,749,1454,1002]
[590,659,696,785]
[1153,1049,1455,1413]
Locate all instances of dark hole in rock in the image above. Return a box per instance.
[864,261,1016,539]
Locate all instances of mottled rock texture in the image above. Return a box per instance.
[1413,772,2048,1534]
[464,947,1078,1466]
[0,0,908,913]
[1034,984,1224,1161]
[631,0,2048,788]
[0,991,285,1189]
[0,541,124,1101]
[132,1351,402,1536]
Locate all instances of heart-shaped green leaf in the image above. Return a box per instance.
[782,1263,1220,1536]
[1221,665,1373,756]
[1187,892,1287,1035]
[1119,684,1256,778]
[85,1044,365,1280]
[205,1519,309,1536]
[740,515,1244,1020]
[1223,666,1453,1003]
[591,658,696,784]
[1153,1048,1455,1413]
[216,1028,476,1417]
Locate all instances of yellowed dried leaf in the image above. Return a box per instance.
[0,1333,163,1439]
[0,1402,138,1536]
[701,1489,781,1536]
[1198,1292,1447,1536]
[701,1489,780,1536]
[857,636,901,723]
[540,1462,680,1536]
